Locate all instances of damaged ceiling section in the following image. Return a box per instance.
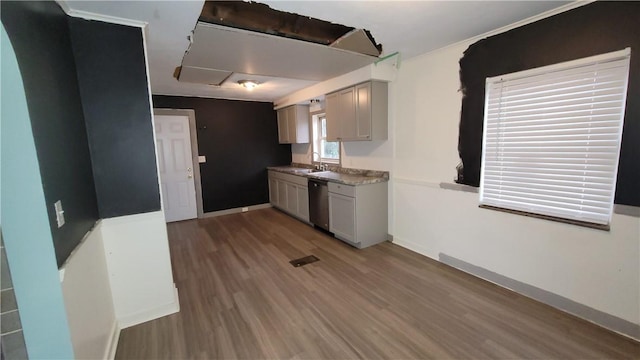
[176,1,383,87]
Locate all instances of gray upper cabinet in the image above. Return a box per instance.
[326,80,388,142]
[277,104,310,144]
[277,110,289,143]
[325,92,340,141]
[338,87,357,140]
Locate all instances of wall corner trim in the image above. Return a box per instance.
[613,204,640,217]
[62,5,148,29]
[117,285,180,329]
[105,321,121,360]
[202,203,272,218]
[437,252,640,341]
[392,235,639,341]
[438,182,479,193]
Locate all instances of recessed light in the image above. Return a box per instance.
[238,80,259,90]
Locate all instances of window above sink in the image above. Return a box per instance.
[312,113,340,165]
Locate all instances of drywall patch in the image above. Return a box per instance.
[456,1,640,207]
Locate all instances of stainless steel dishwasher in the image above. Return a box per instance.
[308,179,330,231]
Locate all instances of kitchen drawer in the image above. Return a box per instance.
[328,182,355,197]
[269,170,308,186]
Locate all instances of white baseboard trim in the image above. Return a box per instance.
[101,210,165,225]
[392,236,437,261]
[393,236,640,341]
[118,285,180,329]
[105,321,121,360]
[202,203,272,218]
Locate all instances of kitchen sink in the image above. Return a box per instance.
[290,168,329,174]
[307,171,343,180]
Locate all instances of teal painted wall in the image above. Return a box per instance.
[1,25,74,359]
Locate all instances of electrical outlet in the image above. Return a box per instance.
[241,207,249,212]
[54,200,65,228]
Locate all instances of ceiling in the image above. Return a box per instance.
[65,1,571,103]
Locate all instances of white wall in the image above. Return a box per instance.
[101,211,179,328]
[294,141,394,172]
[61,221,118,360]
[281,5,639,336]
[292,143,312,165]
[391,40,640,331]
[61,211,180,359]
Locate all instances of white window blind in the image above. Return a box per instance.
[479,48,631,227]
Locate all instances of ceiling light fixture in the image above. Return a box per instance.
[238,80,259,90]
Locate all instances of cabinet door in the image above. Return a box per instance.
[277,108,289,143]
[268,177,278,205]
[329,192,356,243]
[355,82,372,140]
[286,106,297,143]
[277,180,287,208]
[286,182,298,214]
[325,92,340,141]
[339,87,357,140]
[297,186,309,221]
[293,105,310,143]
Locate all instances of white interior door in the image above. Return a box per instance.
[154,114,198,222]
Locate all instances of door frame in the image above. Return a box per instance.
[153,108,204,219]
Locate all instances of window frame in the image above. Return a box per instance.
[312,112,340,165]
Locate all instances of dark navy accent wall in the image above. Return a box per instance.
[69,18,161,218]
[1,1,100,267]
[152,96,292,212]
[457,1,640,206]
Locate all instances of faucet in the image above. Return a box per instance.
[312,151,327,171]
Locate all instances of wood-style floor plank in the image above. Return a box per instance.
[115,208,639,359]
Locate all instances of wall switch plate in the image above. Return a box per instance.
[198,155,206,163]
[54,200,65,228]
[241,207,249,212]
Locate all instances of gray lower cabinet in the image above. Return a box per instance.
[268,177,278,206]
[328,181,388,248]
[297,186,309,220]
[328,192,356,242]
[277,180,287,208]
[286,182,298,214]
[268,170,310,223]
[268,170,388,247]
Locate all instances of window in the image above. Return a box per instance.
[312,114,340,163]
[479,48,631,229]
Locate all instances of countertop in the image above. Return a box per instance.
[267,166,389,186]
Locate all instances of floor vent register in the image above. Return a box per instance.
[289,255,320,267]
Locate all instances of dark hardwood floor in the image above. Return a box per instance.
[115,208,639,359]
